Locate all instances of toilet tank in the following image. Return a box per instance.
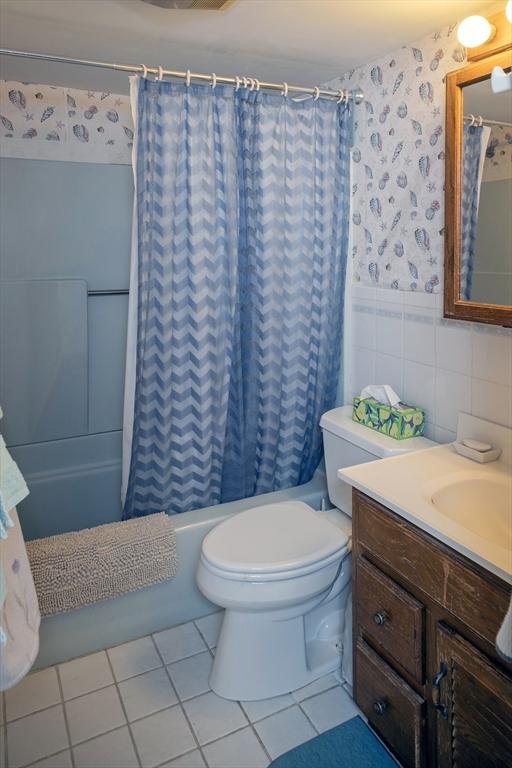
[320,406,435,517]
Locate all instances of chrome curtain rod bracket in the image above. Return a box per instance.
[0,48,364,104]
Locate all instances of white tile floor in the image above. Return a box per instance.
[0,613,361,768]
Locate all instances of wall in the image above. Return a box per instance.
[348,285,511,441]
[328,23,469,293]
[326,22,512,436]
[0,80,132,164]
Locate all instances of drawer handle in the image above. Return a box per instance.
[372,699,388,716]
[373,611,388,626]
[432,662,448,720]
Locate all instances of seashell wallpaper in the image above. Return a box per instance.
[482,123,512,183]
[326,23,468,293]
[0,81,132,164]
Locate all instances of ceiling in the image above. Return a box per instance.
[0,0,502,93]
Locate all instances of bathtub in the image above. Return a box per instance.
[34,471,329,668]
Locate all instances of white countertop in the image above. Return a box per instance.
[338,443,512,586]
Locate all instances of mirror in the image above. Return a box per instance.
[461,79,512,305]
[445,45,512,326]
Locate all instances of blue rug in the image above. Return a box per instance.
[269,716,399,768]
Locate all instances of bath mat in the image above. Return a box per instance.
[27,512,177,617]
[269,716,399,768]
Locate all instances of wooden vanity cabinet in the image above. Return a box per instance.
[352,490,512,768]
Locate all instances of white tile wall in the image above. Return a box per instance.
[349,285,512,437]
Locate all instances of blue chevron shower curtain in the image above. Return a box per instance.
[460,124,490,300]
[122,77,350,518]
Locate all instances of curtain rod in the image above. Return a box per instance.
[463,114,512,128]
[0,48,364,103]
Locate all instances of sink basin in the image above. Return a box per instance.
[429,474,512,547]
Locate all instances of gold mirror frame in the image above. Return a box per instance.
[444,41,512,328]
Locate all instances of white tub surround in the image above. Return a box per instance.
[338,414,512,585]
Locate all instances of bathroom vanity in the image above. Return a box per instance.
[338,414,512,767]
[351,489,511,768]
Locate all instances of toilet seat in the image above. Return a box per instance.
[201,501,349,582]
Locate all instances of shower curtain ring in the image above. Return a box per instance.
[313,86,320,101]
[282,82,288,97]
[235,76,241,91]
[254,78,260,91]
[478,115,483,127]
[139,64,148,79]
[157,66,164,81]
[336,89,344,103]
[249,77,255,91]
[243,77,249,89]
[185,69,191,87]
[211,73,217,89]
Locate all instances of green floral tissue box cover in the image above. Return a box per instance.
[352,397,426,440]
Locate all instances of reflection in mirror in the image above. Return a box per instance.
[460,74,512,305]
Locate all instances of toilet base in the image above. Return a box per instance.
[210,612,341,701]
[209,580,351,701]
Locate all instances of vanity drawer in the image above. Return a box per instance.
[356,556,424,682]
[354,491,511,650]
[355,638,425,768]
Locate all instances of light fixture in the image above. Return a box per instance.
[506,0,512,23]
[491,66,512,93]
[457,15,495,48]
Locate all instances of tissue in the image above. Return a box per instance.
[360,385,400,407]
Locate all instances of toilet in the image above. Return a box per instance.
[196,405,433,701]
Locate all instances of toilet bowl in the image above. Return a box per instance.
[197,501,351,700]
[197,405,434,701]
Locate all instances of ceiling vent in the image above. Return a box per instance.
[141,0,232,9]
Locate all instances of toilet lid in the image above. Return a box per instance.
[201,501,348,576]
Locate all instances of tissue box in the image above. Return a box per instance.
[352,397,426,440]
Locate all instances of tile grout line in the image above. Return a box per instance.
[25,727,129,768]
[151,745,204,768]
[296,701,320,736]
[15,621,349,768]
[192,619,217,658]
[150,632,211,768]
[20,683,349,768]
[103,649,143,768]
[55,666,76,768]
[151,626,275,766]
[249,723,272,765]
[7,707,76,768]
[6,643,217,728]
[16,673,344,748]
[23,746,75,768]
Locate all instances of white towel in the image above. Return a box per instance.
[496,595,512,663]
[0,507,41,690]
